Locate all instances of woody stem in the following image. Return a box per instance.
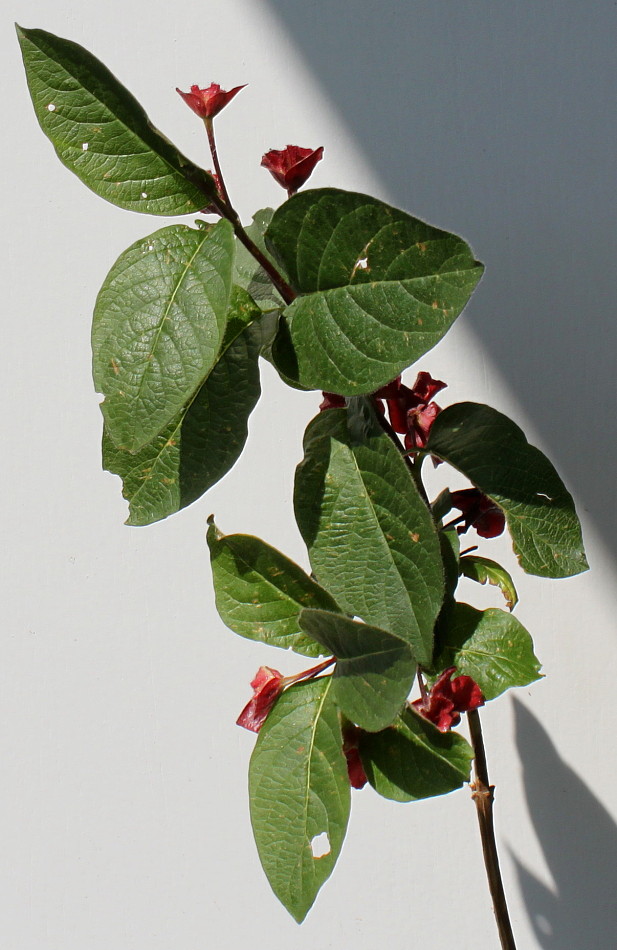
[467,709,517,950]
[203,120,297,305]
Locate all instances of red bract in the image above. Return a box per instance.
[261,145,324,195]
[342,724,368,789]
[450,488,506,539]
[374,371,447,450]
[319,391,346,411]
[412,667,484,732]
[236,666,284,733]
[176,83,246,119]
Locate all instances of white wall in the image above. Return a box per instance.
[3,1,616,947]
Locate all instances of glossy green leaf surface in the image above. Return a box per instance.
[207,527,340,657]
[93,220,234,453]
[460,555,518,610]
[294,408,444,664]
[103,312,261,525]
[360,708,473,802]
[427,402,588,578]
[299,609,415,731]
[249,678,350,922]
[233,209,284,312]
[265,189,483,393]
[17,26,213,215]
[433,603,542,700]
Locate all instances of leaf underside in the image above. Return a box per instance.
[207,527,340,657]
[433,602,542,701]
[249,678,350,922]
[428,402,588,578]
[299,608,415,731]
[360,707,473,802]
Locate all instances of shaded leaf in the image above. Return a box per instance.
[207,526,340,657]
[299,609,415,731]
[17,26,213,215]
[427,402,588,578]
[360,707,473,802]
[103,307,261,525]
[265,188,483,393]
[93,220,234,452]
[433,602,542,700]
[294,408,444,665]
[460,555,518,610]
[249,678,350,923]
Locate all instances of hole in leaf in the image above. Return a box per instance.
[46,103,56,112]
[310,832,330,858]
[141,192,148,198]
[82,143,89,151]
[355,256,368,270]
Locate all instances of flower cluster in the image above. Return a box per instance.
[412,667,484,732]
[320,372,446,452]
[375,372,447,450]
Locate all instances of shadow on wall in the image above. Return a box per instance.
[510,699,617,948]
[264,0,617,559]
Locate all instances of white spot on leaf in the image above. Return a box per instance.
[141,192,148,198]
[310,832,330,858]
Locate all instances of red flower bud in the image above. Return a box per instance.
[450,488,506,539]
[319,392,346,411]
[236,666,284,733]
[412,668,484,732]
[176,83,246,119]
[342,724,368,789]
[261,145,324,195]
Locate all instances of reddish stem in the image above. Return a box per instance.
[468,709,517,949]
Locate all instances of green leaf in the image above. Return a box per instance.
[249,678,350,922]
[433,602,542,700]
[103,310,261,525]
[298,609,415,731]
[460,555,518,610]
[93,220,235,453]
[440,528,461,598]
[265,188,483,393]
[206,526,340,657]
[427,402,588,578]
[233,209,284,311]
[294,408,444,665]
[16,26,213,215]
[360,707,473,802]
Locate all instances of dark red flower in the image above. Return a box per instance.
[374,371,447,450]
[342,724,368,789]
[412,667,484,732]
[450,488,506,539]
[236,666,284,733]
[319,392,346,411]
[176,83,246,119]
[261,145,324,195]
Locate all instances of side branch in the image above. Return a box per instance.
[467,709,517,950]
